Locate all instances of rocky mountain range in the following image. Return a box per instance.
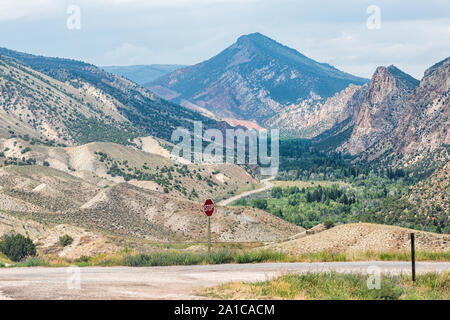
[1,42,447,166]
[0,37,448,260]
[275,56,448,165]
[339,57,449,164]
[148,33,368,127]
[143,33,448,166]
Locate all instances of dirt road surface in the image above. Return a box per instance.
[0,262,448,300]
[218,176,275,206]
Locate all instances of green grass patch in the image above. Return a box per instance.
[145,242,260,250]
[4,248,448,268]
[72,249,289,267]
[201,272,450,300]
[123,249,289,267]
[296,251,348,262]
[382,251,450,261]
[0,252,13,265]
[292,250,450,262]
[11,256,49,267]
[234,250,288,264]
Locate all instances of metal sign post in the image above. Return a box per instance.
[207,216,211,254]
[203,199,214,254]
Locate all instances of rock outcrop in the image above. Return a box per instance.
[343,65,419,155]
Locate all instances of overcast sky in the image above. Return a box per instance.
[1,0,449,79]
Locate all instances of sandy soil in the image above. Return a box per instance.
[269,223,450,254]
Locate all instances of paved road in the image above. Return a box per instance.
[218,176,275,206]
[0,262,448,300]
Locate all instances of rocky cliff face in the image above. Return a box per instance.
[394,57,450,162]
[343,65,420,155]
[329,57,449,164]
[266,84,368,138]
[149,33,368,126]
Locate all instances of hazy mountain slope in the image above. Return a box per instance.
[102,64,186,86]
[0,48,231,142]
[0,55,136,145]
[149,33,368,125]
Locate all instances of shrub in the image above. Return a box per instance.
[77,255,90,263]
[271,187,283,198]
[252,199,268,210]
[59,234,74,247]
[13,256,49,267]
[370,282,403,300]
[0,233,37,262]
[233,198,247,206]
[324,220,335,229]
[234,250,286,264]
[206,250,234,264]
[74,255,91,266]
[21,147,32,154]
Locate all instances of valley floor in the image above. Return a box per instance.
[0,262,448,300]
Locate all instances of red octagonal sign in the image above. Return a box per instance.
[203,199,215,217]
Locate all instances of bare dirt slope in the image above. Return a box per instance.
[0,212,117,260]
[269,223,450,254]
[0,138,258,202]
[0,165,302,244]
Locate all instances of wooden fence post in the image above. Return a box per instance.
[410,233,416,282]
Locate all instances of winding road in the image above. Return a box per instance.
[0,262,448,300]
[218,176,275,206]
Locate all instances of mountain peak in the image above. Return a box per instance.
[237,32,270,43]
[424,56,450,78]
[346,64,421,154]
[235,32,285,53]
[150,33,368,125]
[372,65,419,91]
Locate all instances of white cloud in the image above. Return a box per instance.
[0,0,62,21]
[0,0,258,21]
[89,0,257,6]
[0,0,448,80]
[277,17,450,79]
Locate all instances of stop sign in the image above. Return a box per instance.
[203,199,214,217]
